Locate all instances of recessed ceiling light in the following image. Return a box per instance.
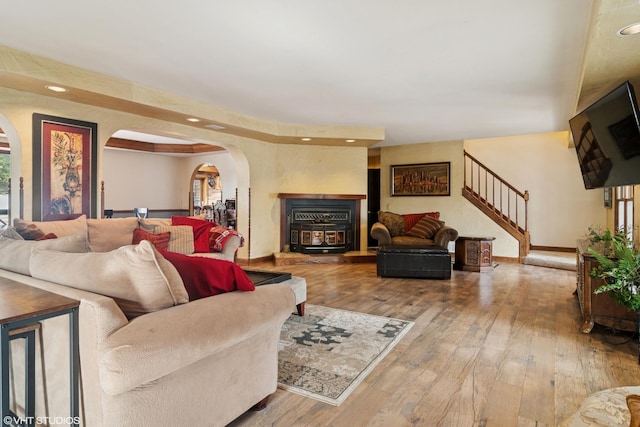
[346,139,356,143]
[45,85,67,93]
[618,22,640,36]
[205,124,226,130]
[186,117,200,123]
[301,137,312,141]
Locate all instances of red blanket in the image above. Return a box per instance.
[209,226,245,252]
[160,250,255,300]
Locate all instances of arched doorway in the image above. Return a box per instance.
[190,163,235,227]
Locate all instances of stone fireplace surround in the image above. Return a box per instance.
[278,193,366,254]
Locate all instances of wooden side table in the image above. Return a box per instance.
[0,278,80,427]
[453,236,495,272]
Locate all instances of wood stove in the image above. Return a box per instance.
[278,194,366,254]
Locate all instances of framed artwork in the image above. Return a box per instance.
[391,162,450,196]
[32,113,98,221]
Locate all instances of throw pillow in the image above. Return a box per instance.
[36,233,58,240]
[403,212,440,233]
[171,216,214,253]
[378,211,405,237]
[406,215,444,239]
[14,223,46,240]
[0,233,88,275]
[209,226,244,252]
[138,218,171,233]
[87,217,139,252]
[29,240,188,318]
[160,250,255,300]
[0,226,25,240]
[155,225,195,254]
[132,228,171,252]
[14,214,87,237]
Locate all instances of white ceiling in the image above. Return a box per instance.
[1,1,639,147]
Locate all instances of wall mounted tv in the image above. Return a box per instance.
[569,80,640,189]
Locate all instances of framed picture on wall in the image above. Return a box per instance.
[32,113,98,221]
[391,162,450,196]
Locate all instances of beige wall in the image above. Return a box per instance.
[379,132,608,258]
[273,144,369,253]
[464,132,605,250]
[380,140,519,257]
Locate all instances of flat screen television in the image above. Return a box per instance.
[569,81,640,189]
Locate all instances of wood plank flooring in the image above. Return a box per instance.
[229,260,640,427]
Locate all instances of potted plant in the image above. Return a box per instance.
[587,227,640,311]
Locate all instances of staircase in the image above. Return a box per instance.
[462,151,530,262]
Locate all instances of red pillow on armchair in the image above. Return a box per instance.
[159,250,255,301]
[171,216,214,253]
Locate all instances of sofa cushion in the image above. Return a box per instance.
[0,234,88,275]
[29,240,189,318]
[14,214,87,237]
[155,225,195,254]
[378,211,405,237]
[406,215,444,239]
[132,228,171,251]
[171,216,214,253]
[160,250,255,300]
[87,217,139,252]
[403,212,440,233]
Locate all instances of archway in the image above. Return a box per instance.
[189,163,235,227]
[102,128,252,260]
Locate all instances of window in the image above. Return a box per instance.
[0,152,9,228]
[193,179,202,207]
[615,185,634,241]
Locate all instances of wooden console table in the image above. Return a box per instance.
[0,278,80,427]
[453,236,495,272]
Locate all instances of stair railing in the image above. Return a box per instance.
[463,150,529,236]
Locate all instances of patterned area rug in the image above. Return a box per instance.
[278,304,414,406]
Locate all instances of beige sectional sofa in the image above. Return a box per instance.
[0,216,295,426]
[11,214,243,262]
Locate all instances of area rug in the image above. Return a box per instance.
[278,304,414,406]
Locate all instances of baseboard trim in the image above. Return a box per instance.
[236,255,272,267]
[493,256,519,264]
[530,245,575,253]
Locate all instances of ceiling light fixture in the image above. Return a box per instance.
[618,22,640,36]
[301,137,312,141]
[345,139,356,143]
[45,85,67,93]
[186,117,200,123]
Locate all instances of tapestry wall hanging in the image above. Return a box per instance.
[32,113,98,221]
[391,162,450,196]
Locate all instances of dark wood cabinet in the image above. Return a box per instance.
[576,239,636,333]
[453,236,495,272]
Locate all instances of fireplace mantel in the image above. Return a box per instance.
[278,193,366,253]
[278,193,366,200]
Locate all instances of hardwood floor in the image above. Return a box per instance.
[229,260,640,427]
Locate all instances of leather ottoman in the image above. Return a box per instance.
[377,244,452,279]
